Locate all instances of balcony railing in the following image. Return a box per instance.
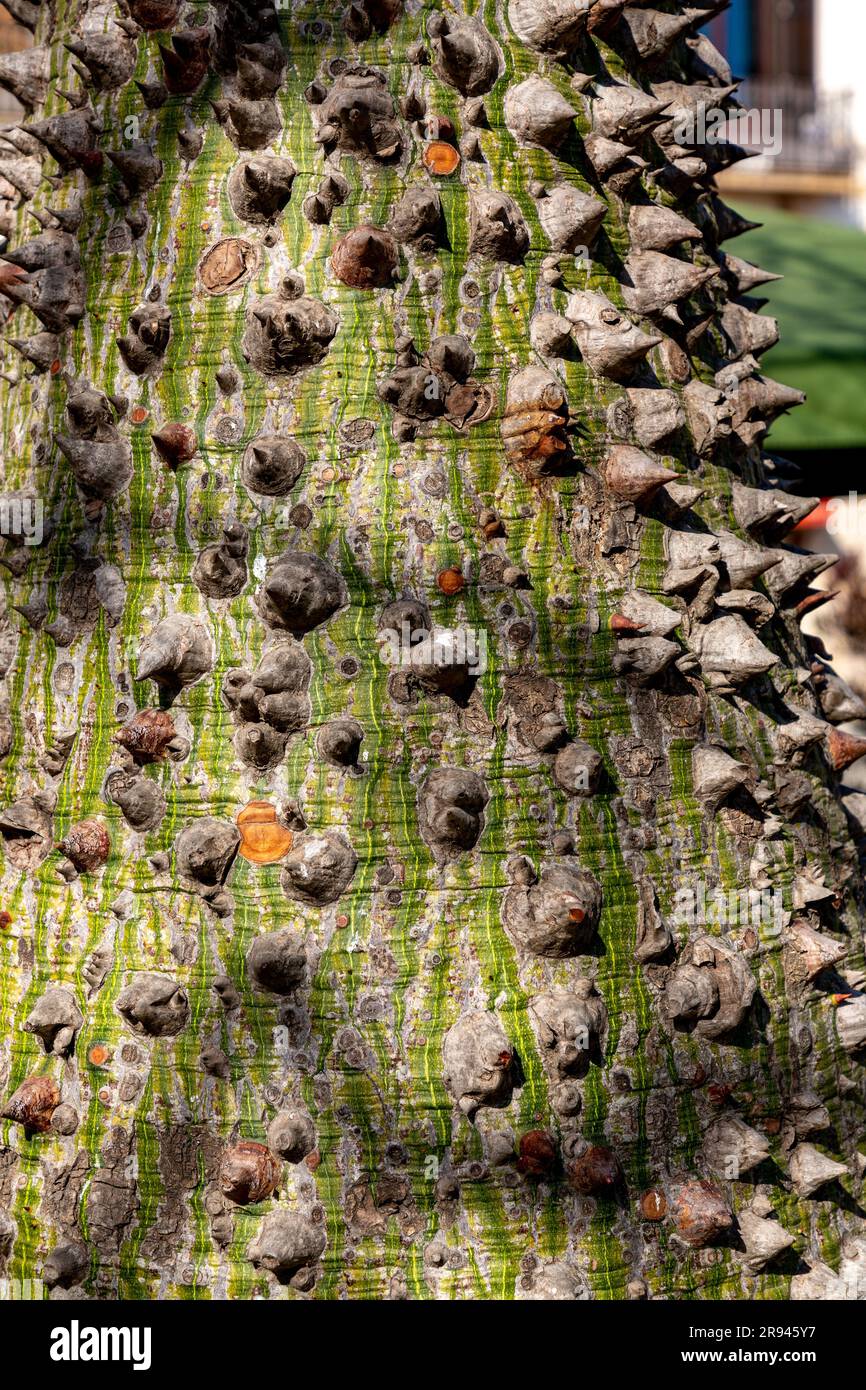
[728,79,855,174]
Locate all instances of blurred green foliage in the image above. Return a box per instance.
[735,202,866,450]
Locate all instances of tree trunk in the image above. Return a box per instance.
[0,0,864,1302]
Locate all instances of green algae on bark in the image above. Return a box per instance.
[0,0,865,1304]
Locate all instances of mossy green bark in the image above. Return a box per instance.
[0,0,864,1301]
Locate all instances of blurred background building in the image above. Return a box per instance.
[0,5,26,124]
[709,0,866,229]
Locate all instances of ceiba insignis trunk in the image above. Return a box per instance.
[0,0,865,1301]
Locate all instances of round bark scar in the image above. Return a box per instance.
[237,800,294,864]
[437,567,465,596]
[423,141,461,176]
[198,238,261,296]
[640,1189,667,1220]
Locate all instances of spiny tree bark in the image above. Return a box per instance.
[0,0,865,1302]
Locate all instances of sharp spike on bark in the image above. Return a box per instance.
[5,230,76,271]
[5,126,43,155]
[6,332,61,371]
[826,728,866,774]
[159,27,211,95]
[656,156,709,197]
[69,60,91,88]
[65,31,137,91]
[755,375,808,414]
[661,480,706,517]
[537,185,606,253]
[613,633,683,684]
[795,589,838,620]
[692,744,750,806]
[504,75,577,149]
[732,480,819,538]
[428,12,501,95]
[763,549,838,604]
[583,132,634,176]
[629,203,701,252]
[603,445,679,506]
[234,50,285,103]
[228,155,296,224]
[622,251,718,318]
[469,189,529,263]
[609,613,643,634]
[151,424,198,469]
[715,530,782,588]
[55,432,133,500]
[0,158,40,201]
[135,79,168,109]
[812,663,866,724]
[784,921,847,987]
[687,29,734,85]
[3,281,69,335]
[789,1144,848,1198]
[702,1114,771,1177]
[117,302,172,374]
[215,95,282,152]
[0,47,50,109]
[720,301,780,359]
[241,435,306,495]
[23,109,102,176]
[664,528,721,597]
[720,252,783,294]
[709,195,763,243]
[592,82,670,144]
[54,86,89,110]
[509,0,591,55]
[46,204,83,232]
[588,0,628,33]
[566,289,661,380]
[331,226,398,289]
[174,118,203,162]
[106,145,164,196]
[651,78,740,140]
[169,24,212,60]
[303,192,330,225]
[615,589,681,638]
[343,1,372,41]
[688,613,779,685]
[614,6,696,60]
[738,1209,795,1272]
[27,208,56,231]
[124,0,181,30]
[136,614,213,693]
